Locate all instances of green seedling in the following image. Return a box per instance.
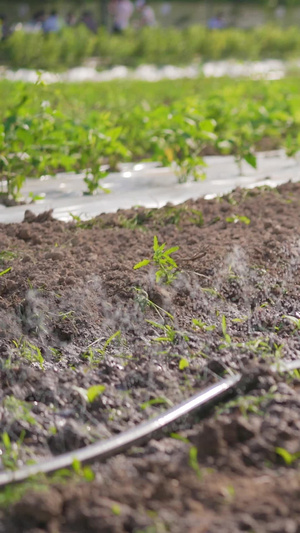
[98,330,121,356]
[170,433,190,444]
[217,390,277,418]
[219,315,232,348]
[232,316,248,323]
[226,214,251,225]
[0,251,17,262]
[0,431,25,470]
[134,236,179,285]
[189,446,202,479]
[28,192,45,202]
[82,347,101,366]
[192,318,216,332]
[201,287,223,299]
[71,459,95,481]
[49,347,63,361]
[12,338,44,369]
[179,358,189,370]
[140,397,173,410]
[83,330,121,365]
[133,287,174,320]
[58,310,75,321]
[111,504,121,516]
[73,385,105,403]
[0,477,49,508]
[276,447,300,466]
[0,267,11,277]
[283,315,300,331]
[146,320,189,344]
[118,209,153,230]
[3,396,37,426]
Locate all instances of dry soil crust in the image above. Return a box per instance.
[0,182,300,532]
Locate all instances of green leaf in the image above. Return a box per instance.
[133,259,150,270]
[164,246,179,256]
[82,466,95,481]
[221,315,227,337]
[153,235,159,251]
[72,458,81,474]
[179,358,189,371]
[0,267,11,277]
[244,153,257,169]
[146,320,166,330]
[170,432,190,444]
[140,397,172,410]
[86,385,105,403]
[2,432,11,450]
[111,504,121,516]
[238,215,251,225]
[189,446,202,479]
[276,447,300,465]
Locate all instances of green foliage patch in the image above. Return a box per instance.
[2,25,300,71]
[1,76,300,199]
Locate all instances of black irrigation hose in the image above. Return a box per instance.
[0,359,299,488]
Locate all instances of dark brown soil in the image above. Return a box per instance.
[0,182,300,532]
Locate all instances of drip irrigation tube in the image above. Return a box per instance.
[0,359,299,488]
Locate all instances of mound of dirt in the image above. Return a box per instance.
[0,182,299,532]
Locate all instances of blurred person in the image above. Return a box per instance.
[65,11,77,27]
[275,4,286,21]
[136,0,156,27]
[18,4,30,19]
[80,10,98,33]
[43,10,61,33]
[23,10,45,33]
[0,14,11,40]
[208,12,226,30]
[110,0,134,33]
[160,2,171,17]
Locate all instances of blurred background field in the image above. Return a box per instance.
[2,1,300,70]
[2,0,300,204]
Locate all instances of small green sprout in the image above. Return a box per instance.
[12,338,44,369]
[4,396,37,426]
[0,267,12,277]
[98,330,121,356]
[201,287,223,299]
[72,458,95,481]
[111,504,121,516]
[170,433,190,444]
[232,316,248,323]
[216,390,277,418]
[189,446,202,479]
[276,447,300,465]
[73,385,105,403]
[226,214,250,225]
[0,431,25,470]
[0,251,17,262]
[179,358,189,370]
[133,288,174,320]
[83,330,121,365]
[220,315,231,347]
[192,318,216,332]
[58,310,75,321]
[283,315,300,332]
[134,235,179,284]
[140,397,173,410]
[146,320,189,344]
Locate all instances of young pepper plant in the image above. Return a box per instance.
[133,235,179,284]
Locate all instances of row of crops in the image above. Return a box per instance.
[1,76,300,201]
[2,25,300,70]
